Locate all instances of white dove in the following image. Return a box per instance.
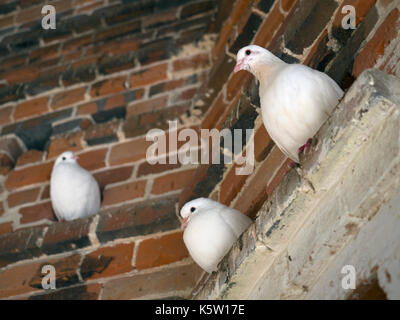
[234,45,344,162]
[180,198,252,273]
[50,151,101,221]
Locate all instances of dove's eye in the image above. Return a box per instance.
[190,207,196,213]
[62,157,66,161]
[245,49,251,56]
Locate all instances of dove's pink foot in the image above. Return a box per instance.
[298,138,312,154]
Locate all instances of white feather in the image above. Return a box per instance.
[180,198,252,273]
[235,45,344,162]
[50,151,101,221]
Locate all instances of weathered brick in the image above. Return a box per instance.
[127,95,168,117]
[41,216,93,255]
[136,231,188,270]
[230,12,263,54]
[0,84,24,104]
[353,8,399,77]
[137,161,181,177]
[1,65,40,85]
[14,96,49,121]
[129,63,168,89]
[95,20,141,42]
[98,52,136,75]
[173,53,210,72]
[5,162,53,191]
[81,242,134,280]
[234,147,287,217]
[152,169,196,195]
[19,201,56,224]
[101,263,203,299]
[219,164,249,206]
[93,166,133,191]
[102,180,147,206]
[90,76,127,97]
[29,283,102,300]
[28,254,81,290]
[77,101,99,115]
[7,187,40,208]
[258,0,275,13]
[0,226,44,268]
[62,34,93,53]
[0,106,13,126]
[253,3,285,47]
[109,137,153,166]
[51,87,87,110]
[62,66,96,87]
[92,106,126,123]
[77,148,108,171]
[47,132,83,159]
[286,0,338,54]
[0,221,12,236]
[96,196,180,243]
[15,150,44,167]
[143,8,177,29]
[181,1,214,18]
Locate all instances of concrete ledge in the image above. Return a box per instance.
[194,69,400,299]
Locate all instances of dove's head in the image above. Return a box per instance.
[180,198,217,230]
[55,151,79,166]
[234,45,283,78]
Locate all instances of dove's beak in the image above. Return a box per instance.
[72,155,79,160]
[181,217,189,230]
[234,58,245,73]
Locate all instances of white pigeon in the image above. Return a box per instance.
[234,45,344,162]
[180,198,252,273]
[50,151,101,221]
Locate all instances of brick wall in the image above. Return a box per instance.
[0,0,399,300]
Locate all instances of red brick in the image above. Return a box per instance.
[41,185,50,200]
[0,261,42,298]
[62,34,93,53]
[0,201,4,216]
[95,20,140,42]
[226,71,251,101]
[234,147,287,218]
[177,87,198,101]
[97,196,180,243]
[353,8,399,77]
[201,92,228,130]
[16,5,43,24]
[0,153,13,175]
[81,242,135,280]
[77,148,108,171]
[29,44,60,63]
[136,231,188,270]
[5,162,53,191]
[16,150,44,167]
[0,222,12,236]
[333,0,377,28]
[102,180,147,206]
[51,87,87,110]
[41,217,93,254]
[129,63,168,89]
[254,125,272,162]
[173,53,210,72]
[77,101,98,115]
[90,76,127,97]
[97,38,142,56]
[8,187,40,208]
[94,166,133,191]
[152,169,196,195]
[0,253,80,299]
[14,96,49,120]
[220,164,249,206]
[0,106,13,126]
[0,15,14,29]
[137,161,181,177]
[101,263,203,299]
[109,137,153,166]
[19,201,56,224]
[77,0,104,13]
[47,132,84,159]
[254,3,285,47]
[127,95,168,117]
[143,9,177,28]
[281,0,296,12]
[1,66,40,85]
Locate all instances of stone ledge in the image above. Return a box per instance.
[193,69,400,299]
